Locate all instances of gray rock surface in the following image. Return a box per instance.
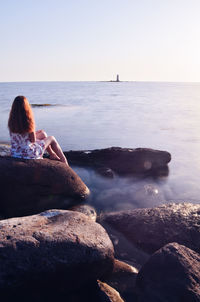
[0,209,114,296]
[99,203,200,254]
[0,156,90,217]
[135,242,200,302]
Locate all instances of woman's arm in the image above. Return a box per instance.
[29,132,36,143]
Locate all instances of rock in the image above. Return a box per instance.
[62,280,124,302]
[31,103,52,107]
[64,147,171,175]
[65,281,113,302]
[4,279,116,302]
[98,280,124,302]
[99,202,200,254]
[105,259,138,301]
[97,219,150,269]
[0,156,90,218]
[70,204,97,221]
[135,242,200,302]
[0,143,10,156]
[96,167,115,178]
[131,183,165,208]
[0,209,114,297]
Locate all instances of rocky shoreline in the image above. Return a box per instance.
[0,144,200,301]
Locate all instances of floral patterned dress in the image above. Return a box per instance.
[10,132,46,159]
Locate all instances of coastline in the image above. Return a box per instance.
[0,144,200,300]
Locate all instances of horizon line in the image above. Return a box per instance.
[0,80,200,84]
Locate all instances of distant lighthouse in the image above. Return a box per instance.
[116,74,120,82]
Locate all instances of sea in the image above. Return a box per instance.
[1,81,200,213]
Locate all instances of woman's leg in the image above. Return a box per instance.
[36,130,60,160]
[43,136,69,166]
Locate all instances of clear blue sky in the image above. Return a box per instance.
[0,0,200,82]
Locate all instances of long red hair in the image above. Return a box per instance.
[8,96,35,133]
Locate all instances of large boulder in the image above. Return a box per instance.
[135,242,200,302]
[0,209,114,298]
[0,156,90,218]
[64,147,171,175]
[99,203,200,254]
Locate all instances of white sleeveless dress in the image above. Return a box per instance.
[10,132,46,159]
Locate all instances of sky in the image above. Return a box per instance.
[0,0,200,82]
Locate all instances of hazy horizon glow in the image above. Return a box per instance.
[1,0,200,82]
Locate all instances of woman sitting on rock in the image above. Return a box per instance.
[8,95,69,166]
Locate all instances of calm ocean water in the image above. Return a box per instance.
[1,81,200,211]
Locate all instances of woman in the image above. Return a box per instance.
[8,95,68,166]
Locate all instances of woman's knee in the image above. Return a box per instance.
[40,130,48,138]
[43,135,56,149]
[36,129,48,140]
[49,136,58,145]
[49,135,55,141]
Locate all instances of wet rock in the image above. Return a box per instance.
[3,281,110,302]
[70,204,97,221]
[64,147,171,175]
[0,156,90,217]
[135,242,200,302]
[97,220,150,269]
[99,202,200,254]
[105,259,138,301]
[96,167,115,178]
[31,103,52,107]
[0,209,114,297]
[0,143,10,156]
[98,280,124,302]
[65,280,116,302]
[4,279,117,302]
[36,281,113,302]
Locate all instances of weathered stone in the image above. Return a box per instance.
[0,156,90,217]
[105,259,138,301]
[135,242,200,302]
[70,204,97,221]
[97,220,150,269]
[96,167,115,178]
[3,280,114,302]
[1,281,111,302]
[0,144,10,156]
[0,209,114,296]
[98,280,124,302]
[65,281,112,302]
[64,147,171,175]
[99,203,200,254]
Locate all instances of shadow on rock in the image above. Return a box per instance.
[0,210,114,299]
[99,202,200,254]
[0,156,90,218]
[135,242,200,301]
